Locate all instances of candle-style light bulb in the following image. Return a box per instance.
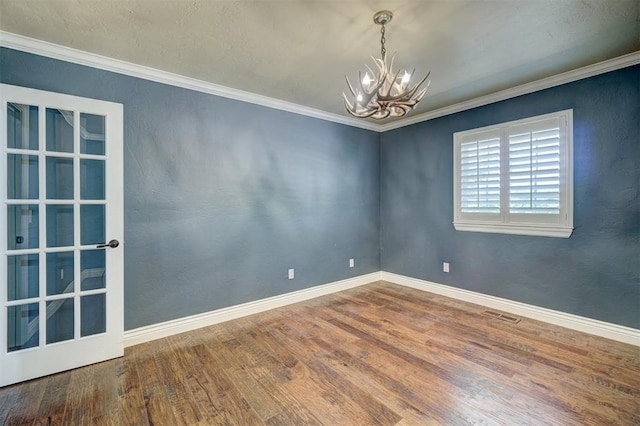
[362,73,372,86]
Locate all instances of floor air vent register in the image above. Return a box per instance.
[481,310,522,324]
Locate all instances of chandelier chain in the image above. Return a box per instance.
[380,24,386,58]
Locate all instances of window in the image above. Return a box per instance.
[453,110,573,237]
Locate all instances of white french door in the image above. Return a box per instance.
[0,84,123,387]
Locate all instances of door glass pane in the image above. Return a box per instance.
[46,108,74,153]
[81,205,105,246]
[46,298,74,344]
[7,154,38,199]
[46,252,74,296]
[80,113,105,155]
[81,294,106,337]
[46,157,74,199]
[7,103,38,150]
[7,303,39,352]
[80,159,105,200]
[46,205,74,247]
[7,204,39,250]
[81,250,105,290]
[7,254,39,301]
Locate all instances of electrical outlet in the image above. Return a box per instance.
[443,262,450,273]
[288,268,294,280]
[349,258,355,268]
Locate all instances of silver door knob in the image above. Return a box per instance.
[97,239,120,249]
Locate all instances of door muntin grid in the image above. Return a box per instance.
[4,102,108,353]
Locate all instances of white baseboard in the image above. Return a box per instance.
[123,272,381,347]
[381,271,640,347]
[124,270,639,348]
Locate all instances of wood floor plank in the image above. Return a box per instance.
[189,343,267,425]
[330,292,526,378]
[133,339,178,425]
[261,319,403,426]
[115,347,148,426]
[362,289,639,424]
[0,381,23,424]
[205,337,282,422]
[332,301,587,425]
[86,358,121,423]
[1,281,638,425]
[2,376,48,425]
[302,288,599,425]
[308,336,462,425]
[360,286,600,384]
[30,370,71,425]
[151,335,204,424]
[59,360,97,425]
[262,305,496,425]
[215,321,324,425]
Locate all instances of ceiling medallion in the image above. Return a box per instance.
[343,10,431,119]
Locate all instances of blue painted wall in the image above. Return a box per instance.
[381,66,639,328]
[1,48,381,330]
[2,47,638,330]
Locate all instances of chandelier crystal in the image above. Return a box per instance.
[343,10,431,119]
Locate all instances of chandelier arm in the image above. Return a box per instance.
[388,54,396,75]
[359,83,385,107]
[389,109,409,118]
[379,94,413,102]
[391,101,417,108]
[402,67,417,87]
[381,69,403,97]
[344,75,358,97]
[414,86,429,102]
[413,71,431,88]
[390,71,430,100]
[391,79,406,96]
[390,71,409,94]
[342,93,356,112]
[344,105,381,118]
[378,81,428,103]
[392,103,414,115]
[358,71,376,96]
[404,72,431,97]
[378,108,391,119]
[358,74,386,104]
[372,57,385,76]
[381,72,430,102]
[365,64,378,83]
[412,81,431,103]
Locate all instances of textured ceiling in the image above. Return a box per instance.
[0,0,638,123]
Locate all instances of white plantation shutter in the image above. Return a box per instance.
[453,110,573,238]
[508,118,561,214]
[460,134,501,214]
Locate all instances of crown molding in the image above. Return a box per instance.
[378,51,640,132]
[0,31,379,132]
[1,31,638,133]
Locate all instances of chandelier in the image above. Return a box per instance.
[343,10,431,119]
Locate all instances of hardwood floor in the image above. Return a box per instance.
[1,281,639,425]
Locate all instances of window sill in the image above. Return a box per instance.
[453,221,573,238]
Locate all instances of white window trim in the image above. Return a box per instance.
[453,110,573,238]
